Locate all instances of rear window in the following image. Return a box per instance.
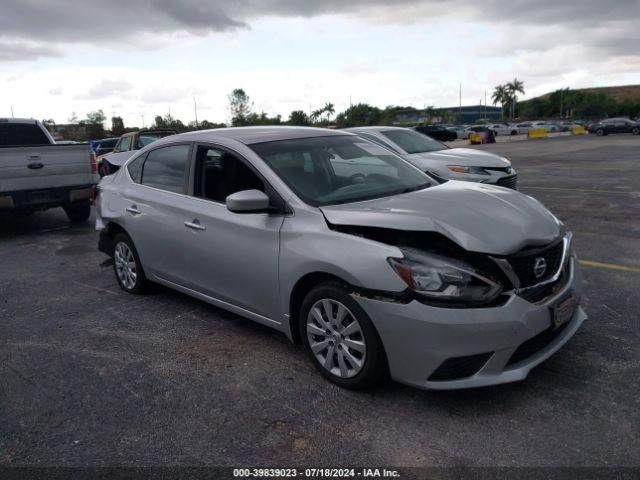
[0,123,51,146]
[98,139,117,148]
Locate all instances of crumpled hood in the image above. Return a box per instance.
[320,181,561,255]
[406,148,511,169]
[102,150,137,167]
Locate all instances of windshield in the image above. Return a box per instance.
[381,129,447,154]
[251,135,434,207]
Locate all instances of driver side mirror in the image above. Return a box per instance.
[226,189,271,213]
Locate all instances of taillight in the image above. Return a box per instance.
[90,152,97,173]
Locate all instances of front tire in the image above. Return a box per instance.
[596,128,605,136]
[64,201,91,223]
[299,282,388,389]
[112,233,150,294]
[632,128,639,135]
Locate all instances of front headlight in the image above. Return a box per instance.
[447,165,490,175]
[388,249,502,304]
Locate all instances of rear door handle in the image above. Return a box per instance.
[126,205,141,215]
[184,220,205,231]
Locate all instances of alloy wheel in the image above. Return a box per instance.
[306,299,366,379]
[114,241,137,290]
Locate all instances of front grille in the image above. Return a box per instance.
[496,174,518,190]
[518,264,569,303]
[508,240,564,288]
[505,322,569,368]
[428,352,493,381]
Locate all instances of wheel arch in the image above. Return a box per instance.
[288,271,353,344]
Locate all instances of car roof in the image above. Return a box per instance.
[345,126,410,133]
[168,126,353,145]
[0,118,40,124]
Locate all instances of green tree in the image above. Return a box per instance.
[84,110,106,139]
[287,110,311,126]
[323,102,335,123]
[111,116,125,136]
[491,84,509,120]
[228,88,253,126]
[506,78,525,119]
[334,103,382,128]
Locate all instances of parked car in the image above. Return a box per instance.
[413,125,457,142]
[463,125,497,143]
[445,125,469,139]
[98,129,177,176]
[96,126,585,391]
[0,118,98,222]
[530,121,560,133]
[512,122,533,134]
[94,137,118,158]
[347,126,517,188]
[588,118,640,136]
[486,124,518,136]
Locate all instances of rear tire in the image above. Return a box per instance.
[64,201,91,223]
[632,128,639,135]
[112,233,150,294]
[299,282,388,389]
[511,130,517,136]
[596,128,605,136]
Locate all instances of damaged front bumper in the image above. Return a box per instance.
[353,255,586,390]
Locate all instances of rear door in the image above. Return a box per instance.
[118,143,194,286]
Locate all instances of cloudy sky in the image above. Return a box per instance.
[1,0,639,127]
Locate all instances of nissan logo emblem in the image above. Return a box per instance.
[533,257,547,278]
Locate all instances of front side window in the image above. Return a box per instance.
[140,144,191,194]
[381,129,447,154]
[251,135,433,207]
[193,146,265,203]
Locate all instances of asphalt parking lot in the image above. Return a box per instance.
[1,135,639,470]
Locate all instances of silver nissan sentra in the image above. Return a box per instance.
[96,126,586,390]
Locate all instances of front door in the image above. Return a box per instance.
[180,145,284,320]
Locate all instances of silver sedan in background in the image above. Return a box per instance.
[96,127,585,391]
[346,126,518,189]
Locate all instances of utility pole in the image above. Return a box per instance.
[484,90,487,120]
[193,96,199,128]
[559,88,564,119]
[10,106,14,118]
[459,84,462,122]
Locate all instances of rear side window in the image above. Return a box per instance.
[140,144,191,194]
[0,123,51,146]
[127,154,146,183]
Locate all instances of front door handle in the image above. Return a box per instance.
[184,219,206,231]
[126,205,141,215]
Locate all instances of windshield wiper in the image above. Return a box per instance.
[399,183,431,194]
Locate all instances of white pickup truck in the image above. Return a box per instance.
[0,118,99,222]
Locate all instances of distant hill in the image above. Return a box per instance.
[529,84,640,103]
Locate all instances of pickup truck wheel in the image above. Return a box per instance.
[112,233,150,294]
[64,201,91,223]
[299,282,388,389]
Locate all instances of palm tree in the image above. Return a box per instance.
[491,84,508,120]
[506,78,525,120]
[310,108,324,124]
[323,102,335,123]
